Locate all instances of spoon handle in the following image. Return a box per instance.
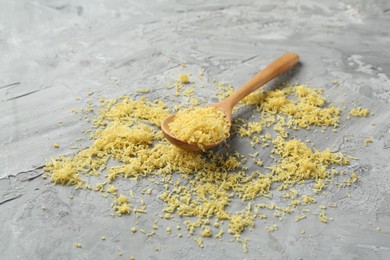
[224,52,299,107]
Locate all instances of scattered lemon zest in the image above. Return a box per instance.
[43,82,362,251]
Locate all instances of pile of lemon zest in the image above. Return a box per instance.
[46,157,83,186]
[350,107,369,117]
[228,212,255,235]
[168,107,230,148]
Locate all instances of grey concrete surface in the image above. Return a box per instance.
[1,0,390,259]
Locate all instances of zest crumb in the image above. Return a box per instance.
[53,143,59,148]
[364,138,373,146]
[201,228,212,237]
[166,227,172,234]
[75,243,82,248]
[136,89,150,93]
[294,215,307,222]
[163,213,172,219]
[147,231,155,237]
[107,185,118,194]
[178,74,190,84]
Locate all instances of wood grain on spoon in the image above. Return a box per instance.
[161,52,300,152]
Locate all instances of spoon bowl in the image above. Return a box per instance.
[161,102,232,152]
[161,52,299,152]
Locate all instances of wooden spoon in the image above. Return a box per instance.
[161,52,299,152]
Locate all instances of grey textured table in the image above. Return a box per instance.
[1,0,390,259]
